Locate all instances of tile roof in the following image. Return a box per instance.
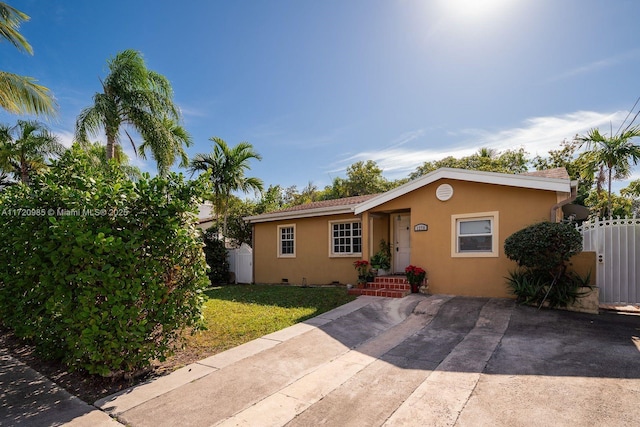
[271,194,379,214]
[521,167,570,180]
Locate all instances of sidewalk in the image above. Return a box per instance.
[0,349,122,426]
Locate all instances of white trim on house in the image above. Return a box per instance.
[328,219,363,258]
[245,205,357,223]
[354,168,571,215]
[277,224,296,258]
[451,211,500,258]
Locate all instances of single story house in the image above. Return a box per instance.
[246,167,592,298]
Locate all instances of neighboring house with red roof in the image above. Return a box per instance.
[246,167,593,298]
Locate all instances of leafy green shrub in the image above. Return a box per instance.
[504,221,582,271]
[504,221,587,308]
[506,269,591,308]
[0,146,210,376]
[203,226,230,284]
[370,239,391,270]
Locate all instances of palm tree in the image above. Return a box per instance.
[578,127,640,217]
[83,141,142,181]
[189,137,263,234]
[75,49,189,173]
[477,147,498,158]
[139,117,192,176]
[0,2,56,116]
[0,120,65,184]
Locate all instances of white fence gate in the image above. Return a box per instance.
[227,243,253,284]
[578,216,640,304]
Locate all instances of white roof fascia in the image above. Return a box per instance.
[245,205,356,223]
[354,168,571,215]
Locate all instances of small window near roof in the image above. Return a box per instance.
[451,212,499,257]
[278,224,295,257]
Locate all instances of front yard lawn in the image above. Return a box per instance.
[180,284,356,359]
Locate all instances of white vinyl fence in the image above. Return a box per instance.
[577,216,640,304]
[227,243,253,284]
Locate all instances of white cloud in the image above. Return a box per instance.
[330,110,631,179]
[178,104,209,119]
[548,49,640,82]
[459,110,628,156]
[53,129,75,148]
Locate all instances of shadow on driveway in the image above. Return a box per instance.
[106,295,640,427]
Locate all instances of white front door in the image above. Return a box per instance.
[394,214,411,273]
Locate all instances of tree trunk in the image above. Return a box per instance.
[20,158,28,184]
[106,132,116,161]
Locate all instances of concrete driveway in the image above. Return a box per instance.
[97,294,640,427]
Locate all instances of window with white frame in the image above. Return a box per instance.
[451,212,499,257]
[329,220,362,256]
[278,224,295,257]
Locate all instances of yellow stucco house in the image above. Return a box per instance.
[246,167,583,298]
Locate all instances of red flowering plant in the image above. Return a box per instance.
[353,260,370,277]
[405,265,426,292]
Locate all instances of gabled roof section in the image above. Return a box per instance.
[245,194,378,223]
[354,168,572,215]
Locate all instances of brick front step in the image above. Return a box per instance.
[348,276,413,298]
[347,288,411,298]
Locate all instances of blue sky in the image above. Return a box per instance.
[3,0,640,193]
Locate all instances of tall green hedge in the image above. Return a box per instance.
[0,147,210,376]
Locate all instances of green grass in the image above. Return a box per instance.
[183,285,356,355]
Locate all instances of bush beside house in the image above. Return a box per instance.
[0,148,210,376]
[504,221,593,309]
[202,225,231,284]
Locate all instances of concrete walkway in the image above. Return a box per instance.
[94,295,640,426]
[0,351,121,426]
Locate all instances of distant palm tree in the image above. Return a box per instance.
[477,147,498,158]
[75,49,189,174]
[189,137,263,234]
[83,141,142,181]
[578,127,640,217]
[0,120,65,184]
[0,2,56,116]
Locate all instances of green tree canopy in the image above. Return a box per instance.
[255,184,287,214]
[320,160,393,200]
[409,147,529,179]
[532,138,592,205]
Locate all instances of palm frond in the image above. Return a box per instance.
[0,2,32,54]
[0,71,56,116]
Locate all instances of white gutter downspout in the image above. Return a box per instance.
[550,180,578,222]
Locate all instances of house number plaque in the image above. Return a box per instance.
[414,223,428,232]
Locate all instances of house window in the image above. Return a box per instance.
[278,224,295,257]
[329,220,362,256]
[451,212,499,257]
